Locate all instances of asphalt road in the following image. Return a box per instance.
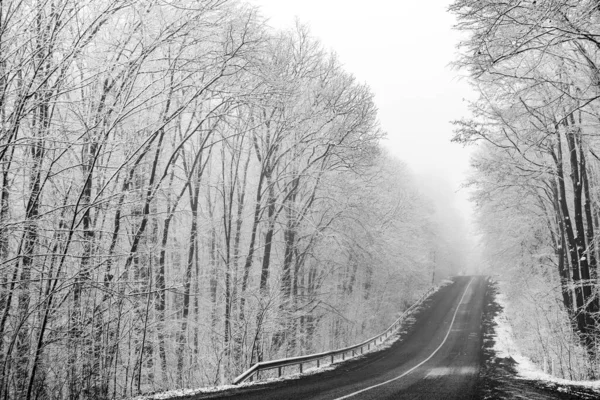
[192,276,487,400]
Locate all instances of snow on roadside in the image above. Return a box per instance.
[493,290,600,392]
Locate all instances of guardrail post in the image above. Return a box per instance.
[368,342,370,350]
[317,359,320,368]
[299,363,303,374]
[352,349,355,357]
[278,366,282,377]
[360,346,363,354]
[342,352,345,360]
[331,355,334,364]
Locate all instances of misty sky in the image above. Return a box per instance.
[248,0,476,225]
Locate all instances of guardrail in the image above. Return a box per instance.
[233,287,436,385]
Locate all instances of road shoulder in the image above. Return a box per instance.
[477,281,599,400]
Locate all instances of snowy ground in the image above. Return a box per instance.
[127,282,446,400]
[492,287,600,393]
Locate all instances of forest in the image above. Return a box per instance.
[0,1,467,399]
[451,0,600,381]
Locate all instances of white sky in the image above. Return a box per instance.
[247,0,477,231]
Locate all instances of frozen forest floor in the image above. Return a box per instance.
[477,283,600,399]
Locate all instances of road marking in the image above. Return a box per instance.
[425,366,477,377]
[332,278,475,400]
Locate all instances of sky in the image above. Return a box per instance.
[247,0,479,262]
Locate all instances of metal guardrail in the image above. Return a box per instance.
[233,287,436,385]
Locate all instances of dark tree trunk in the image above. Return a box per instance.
[551,179,574,313]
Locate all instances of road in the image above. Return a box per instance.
[192,276,487,400]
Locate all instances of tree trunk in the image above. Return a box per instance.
[177,204,197,386]
[564,121,596,344]
[551,179,574,313]
[555,125,588,339]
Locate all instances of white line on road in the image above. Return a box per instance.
[332,277,475,400]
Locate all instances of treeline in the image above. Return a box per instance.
[451,0,600,378]
[0,1,456,399]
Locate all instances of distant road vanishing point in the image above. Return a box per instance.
[192,276,488,400]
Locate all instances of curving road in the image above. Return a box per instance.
[191,276,487,400]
